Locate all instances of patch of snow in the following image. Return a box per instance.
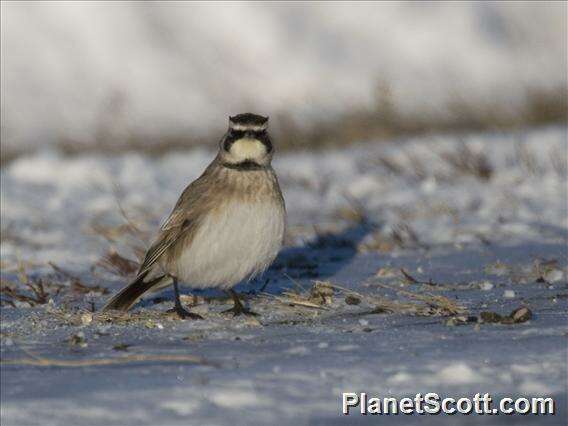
[1,126,566,425]
[435,363,482,385]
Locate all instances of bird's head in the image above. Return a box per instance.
[219,113,273,168]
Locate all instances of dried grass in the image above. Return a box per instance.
[0,258,113,308]
[89,187,154,281]
[376,142,493,183]
[514,142,542,176]
[262,278,466,320]
[2,84,566,165]
[263,276,332,311]
[358,222,426,253]
[0,261,63,307]
[2,348,216,368]
[96,250,139,277]
[439,142,493,181]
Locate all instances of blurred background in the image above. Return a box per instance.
[1,1,566,162]
[1,5,567,422]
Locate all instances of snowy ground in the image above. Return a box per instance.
[1,126,567,425]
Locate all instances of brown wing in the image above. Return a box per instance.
[136,167,216,276]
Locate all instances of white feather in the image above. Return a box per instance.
[228,138,267,162]
[229,123,267,131]
[173,198,285,290]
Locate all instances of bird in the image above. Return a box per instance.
[102,113,286,319]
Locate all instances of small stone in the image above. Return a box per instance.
[345,295,361,305]
[503,290,515,299]
[479,281,494,291]
[544,269,564,283]
[445,318,458,327]
[191,304,210,315]
[375,267,397,278]
[510,306,532,323]
[485,261,509,276]
[480,311,503,323]
[80,312,93,325]
[96,325,111,335]
[68,332,87,348]
[244,316,262,326]
[445,315,477,326]
[112,343,131,351]
[309,281,334,305]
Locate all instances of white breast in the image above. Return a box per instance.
[173,199,285,290]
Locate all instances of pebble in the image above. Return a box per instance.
[511,306,532,323]
[80,312,93,325]
[544,269,564,283]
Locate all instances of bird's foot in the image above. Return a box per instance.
[222,303,258,317]
[169,305,203,320]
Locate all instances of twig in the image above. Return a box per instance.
[112,182,145,239]
[48,262,80,281]
[262,292,329,310]
[258,278,270,293]
[282,272,308,293]
[400,268,436,286]
[2,351,217,368]
[324,282,366,299]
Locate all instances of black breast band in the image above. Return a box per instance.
[221,160,266,171]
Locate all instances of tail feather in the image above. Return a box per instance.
[102,273,166,312]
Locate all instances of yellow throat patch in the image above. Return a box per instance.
[230,138,266,160]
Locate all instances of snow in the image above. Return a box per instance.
[1,126,567,425]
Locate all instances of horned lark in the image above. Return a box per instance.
[102,113,286,318]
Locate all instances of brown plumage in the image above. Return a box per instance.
[102,113,286,317]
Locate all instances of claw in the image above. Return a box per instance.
[223,289,258,317]
[222,305,258,317]
[170,306,203,320]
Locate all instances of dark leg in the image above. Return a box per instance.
[171,276,203,320]
[222,289,258,317]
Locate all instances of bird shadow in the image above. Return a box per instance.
[242,221,376,296]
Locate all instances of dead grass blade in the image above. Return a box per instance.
[1,260,63,306]
[261,278,334,311]
[397,289,466,316]
[96,249,139,277]
[400,268,436,286]
[2,352,217,368]
[439,142,493,181]
[266,290,330,310]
